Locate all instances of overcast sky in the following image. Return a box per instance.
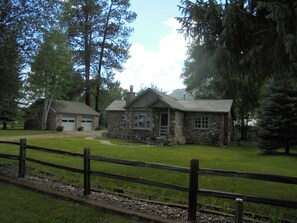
[115,0,188,94]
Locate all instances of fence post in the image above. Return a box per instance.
[188,159,199,222]
[235,198,243,223]
[18,138,27,178]
[84,148,91,196]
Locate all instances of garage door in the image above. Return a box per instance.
[61,116,76,131]
[81,117,93,130]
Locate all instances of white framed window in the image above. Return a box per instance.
[119,112,125,129]
[194,116,209,129]
[133,111,151,129]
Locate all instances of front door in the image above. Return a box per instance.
[159,113,168,136]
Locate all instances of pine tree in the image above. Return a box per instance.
[178,0,297,140]
[0,35,20,129]
[61,0,136,109]
[257,79,297,154]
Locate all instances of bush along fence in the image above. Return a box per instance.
[1,139,297,223]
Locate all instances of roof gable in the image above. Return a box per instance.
[125,88,184,110]
[125,89,160,108]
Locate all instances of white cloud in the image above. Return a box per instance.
[115,18,187,94]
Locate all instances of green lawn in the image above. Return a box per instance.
[0,181,138,223]
[0,135,296,221]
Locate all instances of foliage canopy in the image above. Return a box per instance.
[178,0,297,139]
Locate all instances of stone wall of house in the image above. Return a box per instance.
[76,116,82,130]
[107,109,232,146]
[121,109,156,142]
[173,111,186,144]
[93,116,99,130]
[183,112,228,146]
[107,111,122,137]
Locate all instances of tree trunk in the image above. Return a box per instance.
[244,119,248,140]
[84,12,91,106]
[285,143,290,155]
[42,98,48,130]
[240,117,245,140]
[3,122,7,130]
[95,85,100,112]
[85,78,91,106]
[95,1,113,112]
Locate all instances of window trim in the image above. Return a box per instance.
[119,112,125,129]
[194,116,209,130]
[132,111,151,130]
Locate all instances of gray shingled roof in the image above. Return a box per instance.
[51,100,100,116]
[105,100,126,111]
[178,100,233,113]
[105,89,233,113]
[152,90,185,110]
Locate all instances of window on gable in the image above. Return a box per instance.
[133,111,151,129]
[119,112,125,129]
[194,116,208,129]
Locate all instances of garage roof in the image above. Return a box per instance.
[51,100,100,116]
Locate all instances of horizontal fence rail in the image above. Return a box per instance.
[0,139,297,223]
[26,158,83,174]
[200,168,297,184]
[26,145,83,158]
[0,154,19,160]
[0,141,20,146]
[198,189,297,209]
[90,169,189,192]
[90,155,190,173]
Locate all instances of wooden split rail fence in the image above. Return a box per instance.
[0,139,297,223]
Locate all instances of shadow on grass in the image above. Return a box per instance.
[260,150,297,158]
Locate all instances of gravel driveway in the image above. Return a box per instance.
[0,130,105,141]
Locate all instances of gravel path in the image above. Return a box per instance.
[0,164,245,223]
[0,131,104,141]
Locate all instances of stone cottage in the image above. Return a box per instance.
[105,87,234,146]
[25,100,100,131]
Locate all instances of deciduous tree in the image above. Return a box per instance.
[28,30,74,130]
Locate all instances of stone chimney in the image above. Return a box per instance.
[125,85,135,105]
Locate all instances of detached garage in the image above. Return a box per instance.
[61,116,76,131]
[81,117,93,131]
[25,100,100,131]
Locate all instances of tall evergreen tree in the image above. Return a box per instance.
[1,0,64,128]
[61,0,136,109]
[0,1,21,128]
[0,34,20,129]
[178,0,297,139]
[257,79,297,154]
[94,0,136,112]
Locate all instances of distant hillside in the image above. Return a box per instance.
[170,89,193,100]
